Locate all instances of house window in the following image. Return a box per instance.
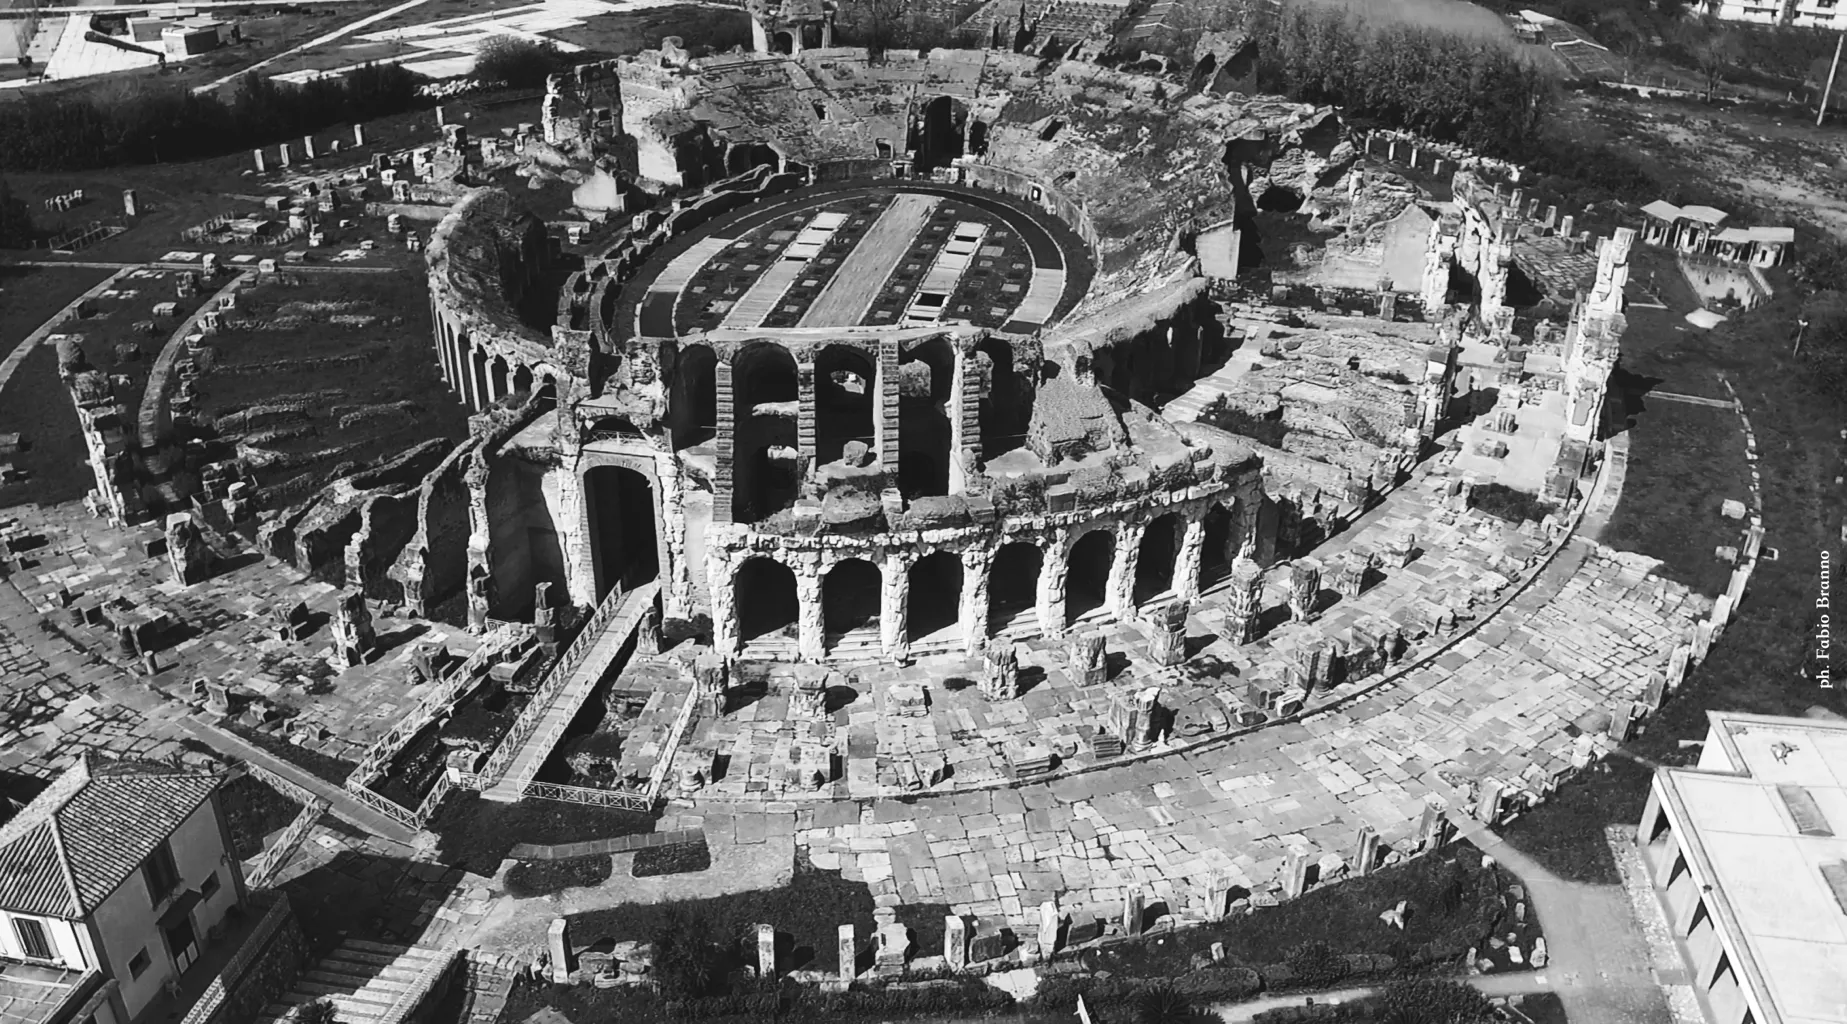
[143,840,180,903]
[129,949,151,978]
[200,871,221,899]
[14,918,54,961]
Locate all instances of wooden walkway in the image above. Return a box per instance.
[482,582,659,802]
[799,193,939,327]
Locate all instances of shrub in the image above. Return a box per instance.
[1170,966,1264,1001]
[652,911,722,1000]
[1134,986,1208,1024]
[633,839,712,878]
[1468,482,1557,524]
[472,35,569,89]
[1372,978,1497,1024]
[288,999,338,1024]
[1284,940,1349,988]
[504,854,613,898]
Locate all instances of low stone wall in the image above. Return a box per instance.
[176,892,306,1024]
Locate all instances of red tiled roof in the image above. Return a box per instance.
[0,757,222,920]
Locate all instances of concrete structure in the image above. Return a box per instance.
[0,756,247,1024]
[1638,710,1847,1024]
[1700,0,1847,27]
[1640,201,1795,268]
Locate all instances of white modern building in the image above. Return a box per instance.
[1701,0,1847,27]
[1638,710,1847,1024]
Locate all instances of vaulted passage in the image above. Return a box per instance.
[914,96,966,173]
[816,345,876,467]
[586,465,659,602]
[1200,503,1237,588]
[907,551,963,642]
[897,337,954,499]
[978,336,1028,461]
[988,541,1041,628]
[1134,513,1183,605]
[1066,529,1114,621]
[823,559,881,636]
[674,343,718,451]
[736,557,797,643]
[734,343,800,523]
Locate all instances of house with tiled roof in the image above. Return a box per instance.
[0,755,246,1024]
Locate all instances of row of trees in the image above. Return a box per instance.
[0,62,423,172]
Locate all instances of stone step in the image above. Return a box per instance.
[300,967,419,992]
[291,978,406,1002]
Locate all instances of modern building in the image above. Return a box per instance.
[0,756,247,1024]
[1700,0,1847,27]
[1637,201,1793,267]
[1638,710,1847,1024]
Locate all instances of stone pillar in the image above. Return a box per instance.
[796,565,824,661]
[1122,889,1144,937]
[1474,779,1504,824]
[332,590,375,668]
[959,548,990,655]
[713,360,736,524]
[1175,516,1205,602]
[353,123,367,147]
[1069,633,1106,687]
[166,513,214,586]
[1282,851,1310,899]
[981,640,1020,700]
[253,148,266,173]
[949,346,978,493]
[1108,686,1160,752]
[548,918,572,983]
[1108,521,1145,616]
[534,581,558,655]
[277,141,291,168]
[1037,538,1065,636]
[122,190,138,217]
[302,135,316,160]
[1223,556,1263,644]
[796,361,816,465]
[838,924,856,981]
[1037,900,1059,955]
[756,924,776,978]
[943,916,966,971]
[881,553,909,659]
[1418,799,1449,851]
[711,555,739,656]
[1353,825,1380,877]
[1288,559,1320,620]
[1333,552,1367,599]
[1202,872,1235,921]
[1148,600,1189,667]
[876,340,899,472]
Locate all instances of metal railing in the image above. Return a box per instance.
[474,581,655,792]
[344,631,513,799]
[244,796,330,888]
[523,780,653,811]
[501,583,659,797]
[345,781,421,831]
[644,682,703,799]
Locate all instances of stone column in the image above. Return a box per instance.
[756,924,776,978]
[796,561,824,661]
[1108,521,1145,617]
[714,360,736,524]
[1288,559,1320,620]
[881,553,909,659]
[1037,901,1059,955]
[959,547,990,655]
[548,918,572,982]
[1418,799,1449,851]
[353,124,366,147]
[711,553,740,656]
[838,925,856,982]
[797,361,817,467]
[253,148,266,173]
[1353,825,1380,877]
[1148,600,1188,668]
[302,135,316,160]
[1223,556,1263,644]
[876,340,899,472]
[655,449,694,619]
[981,640,1020,700]
[944,916,967,971]
[1175,515,1205,602]
[277,141,291,168]
[1037,537,1066,636]
[1069,634,1106,687]
[1202,872,1234,921]
[1122,889,1144,937]
[950,344,979,493]
[1282,851,1311,898]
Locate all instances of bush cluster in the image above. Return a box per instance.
[471,35,571,89]
[0,63,423,172]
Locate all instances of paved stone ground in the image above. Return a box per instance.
[2,500,479,766]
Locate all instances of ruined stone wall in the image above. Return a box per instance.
[485,454,571,618]
[387,438,476,617]
[427,189,563,410]
[962,163,1099,253]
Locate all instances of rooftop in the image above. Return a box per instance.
[0,961,98,1024]
[1660,711,1847,1024]
[0,756,222,919]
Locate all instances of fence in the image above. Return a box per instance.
[522,780,653,811]
[643,682,703,798]
[243,795,330,888]
[41,218,126,252]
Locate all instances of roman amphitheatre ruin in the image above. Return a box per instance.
[0,0,1756,982]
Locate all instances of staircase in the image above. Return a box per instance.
[255,941,453,1024]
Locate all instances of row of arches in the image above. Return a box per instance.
[674,335,1034,524]
[728,503,1248,648]
[434,312,552,412]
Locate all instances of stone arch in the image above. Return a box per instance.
[469,345,489,410]
[897,336,953,499]
[772,29,796,54]
[674,343,718,451]
[823,558,881,637]
[1200,501,1239,588]
[915,96,968,172]
[1192,53,1218,89]
[976,335,1028,461]
[539,373,558,404]
[513,363,535,396]
[988,540,1042,630]
[727,142,781,176]
[1066,528,1114,622]
[735,556,798,643]
[733,342,800,523]
[584,464,660,601]
[907,551,963,643]
[815,344,876,467]
[1134,512,1184,605]
[489,354,511,403]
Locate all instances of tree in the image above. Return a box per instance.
[0,179,35,249]
[1373,979,1497,1024]
[1283,940,1349,988]
[471,35,567,89]
[1683,21,1743,100]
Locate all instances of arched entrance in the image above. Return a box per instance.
[1066,529,1113,622]
[489,355,510,402]
[734,343,799,523]
[915,96,966,172]
[585,466,660,601]
[674,344,718,451]
[512,364,534,396]
[988,541,1041,630]
[815,345,875,467]
[1134,514,1183,605]
[727,142,780,176]
[822,559,881,637]
[977,335,1027,461]
[907,552,963,642]
[1200,503,1237,588]
[897,337,953,498]
[772,30,795,54]
[735,557,798,643]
